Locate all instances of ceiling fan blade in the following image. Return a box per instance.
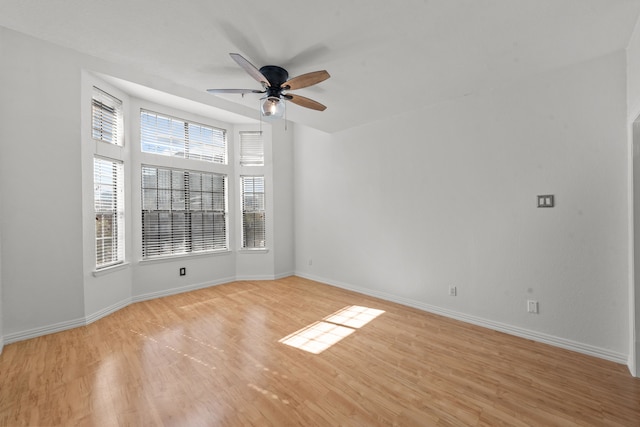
[282,70,330,90]
[207,88,265,94]
[229,53,270,87]
[284,94,327,111]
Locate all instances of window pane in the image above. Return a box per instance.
[202,192,213,210]
[213,212,227,249]
[158,169,171,189]
[172,212,188,253]
[141,110,227,164]
[242,212,266,249]
[158,189,171,210]
[240,176,265,249]
[240,131,264,166]
[92,87,123,146]
[143,189,158,210]
[191,212,205,252]
[202,173,213,192]
[172,170,184,189]
[94,157,124,268]
[172,190,186,210]
[142,212,160,258]
[142,167,157,188]
[190,172,202,191]
[141,165,227,258]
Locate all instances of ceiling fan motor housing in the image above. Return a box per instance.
[260,65,289,96]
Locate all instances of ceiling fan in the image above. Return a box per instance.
[207,53,330,118]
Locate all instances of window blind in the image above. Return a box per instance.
[241,176,266,249]
[140,110,227,164]
[142,166,227,258]
[94,157,125,268]
[240,131,264,166]
[92,87,123,146]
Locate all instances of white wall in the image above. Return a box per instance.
[0,27,295,342]
[272,123,295,278]
[628,16,640,121]
[0,226,3,353]
[0,218,3,353]
[0,29,4,352]
[0,27,86,338]
[0,165,3,353]
[295,51,630,362]
[626,14,640,376]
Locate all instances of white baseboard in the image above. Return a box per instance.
[274,271,295,280]
[235,272,295,281]
[4,316,86,345]
[5,272,625,366]
[131,276,236,303]
[4,277,236,345]
[235,275,279,281]
[630,342,638,377]
[85,298,132,325]
[296,272,628,366]
[0,273,290,346]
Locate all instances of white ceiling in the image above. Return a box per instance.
[1,0,639,133]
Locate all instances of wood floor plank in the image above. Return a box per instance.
[1,276,639,426]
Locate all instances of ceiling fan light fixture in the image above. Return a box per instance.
[261,96,285,119]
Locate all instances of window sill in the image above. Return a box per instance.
[238,248,270,254]
[139,250,232,265]
[93,262,130,277]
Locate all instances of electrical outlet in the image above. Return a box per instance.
[449,286,457,296]
[308,259,313,266]
[527,299,539,313]
[179,267,186,276]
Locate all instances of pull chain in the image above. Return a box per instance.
[258,98,262,134]
[284,99,287,131]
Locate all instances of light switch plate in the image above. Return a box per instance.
[537,195,554,208]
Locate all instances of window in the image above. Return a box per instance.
[142,166,227,258]
[140,110,227,164]
[94,157,125,268]
[239,131,264,166]
[240,176,266,249]
[92,87,123,146]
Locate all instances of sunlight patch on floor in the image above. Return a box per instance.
[279,305,385,354]
[279,321,355,354]
[324,305,385,329]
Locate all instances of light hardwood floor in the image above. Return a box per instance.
[1,276,639,426]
